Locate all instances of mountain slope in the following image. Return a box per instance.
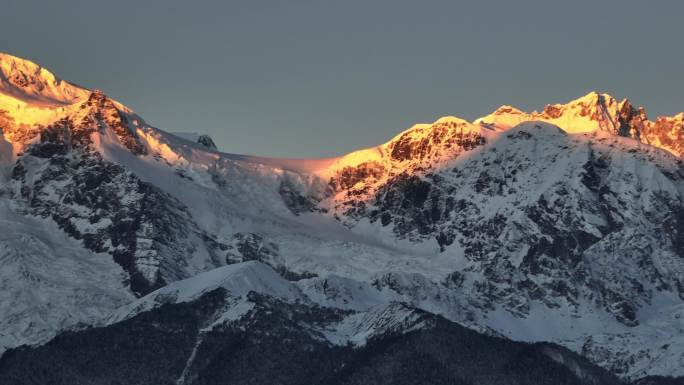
[0,262,624,385]
[0,199,133,354]
[0,52,683,381]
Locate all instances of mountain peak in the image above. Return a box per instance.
[474,105,529,129]
[568,90,613,104]
[540,91,618,118]
[492,105,525,115]
[473,92,684,156]
[197,134,218,149]
[433,115,470,125]
[0,52,89,106]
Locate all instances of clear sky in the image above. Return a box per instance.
[2,0,682,158]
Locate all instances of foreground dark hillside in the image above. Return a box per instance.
[0,289,623,385]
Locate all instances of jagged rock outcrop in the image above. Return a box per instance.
[476,92,684,157]
[197,134,217,149]
[82,90,147,155]
[225,233,317,280]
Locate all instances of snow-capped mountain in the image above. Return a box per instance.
[475,92,684,157]
[0,52,683,383]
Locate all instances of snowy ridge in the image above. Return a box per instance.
[108,260,434,348]
[0,53,89,106]
[1,52,684,379]
[476,91,684,157]
[323,302,430,346]
[108,261,306,323]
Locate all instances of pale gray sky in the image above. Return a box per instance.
[3,0,682,157]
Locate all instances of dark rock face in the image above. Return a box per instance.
[226,233,317,281]
[0,290,625,385]
[642,114,684,158]
[664,206,684,259]
[330,161,385,191]
[279,179,319,215]
[82,90,147,155]
[226,232,279,264]
[0,109,14,133]
[388,120,486,162]
[0,109,40,145]
[8,71,43,89]
[369,173,436,235]
[7,115,224,296]
[197,134,217,149]
[616,101,646,138]
[544,104,564,119]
